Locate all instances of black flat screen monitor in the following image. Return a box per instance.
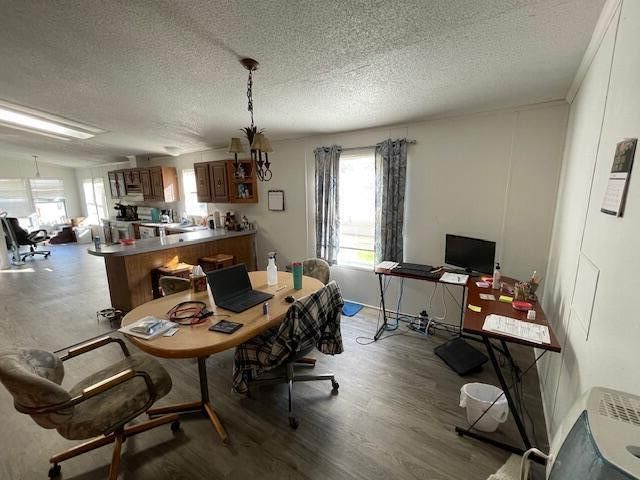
[445,234,496,274]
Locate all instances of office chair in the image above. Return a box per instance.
[0,336,178,479]
[4,216,50,261]
[233,281,344,429]
[159,276,191,296]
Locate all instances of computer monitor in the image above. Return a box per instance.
[444,234,496,274]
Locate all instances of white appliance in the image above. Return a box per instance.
[139,226,157,239]
[545,387,640,479]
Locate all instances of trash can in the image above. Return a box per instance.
[459,383,509,432]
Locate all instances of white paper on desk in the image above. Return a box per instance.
[376,261,399,270]
[482,314,550,344]
[439,272,469,285]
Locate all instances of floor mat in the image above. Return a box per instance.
[342,301,364,316]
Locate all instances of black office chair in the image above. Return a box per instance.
[4,217,50,261]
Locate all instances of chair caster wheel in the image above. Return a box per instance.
[289,417,299,429]
[48,463,61,478]
[170,420,181,432]
[331,380,339,392]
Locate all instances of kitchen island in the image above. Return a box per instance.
[89,229,256,312]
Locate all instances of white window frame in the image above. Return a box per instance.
[337,148,376,269]
[181,169,208,217]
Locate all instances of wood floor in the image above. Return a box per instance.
[0,244,548,480]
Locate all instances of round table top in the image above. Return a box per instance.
[121,271,324,359]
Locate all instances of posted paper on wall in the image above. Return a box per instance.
[601,138,637,217]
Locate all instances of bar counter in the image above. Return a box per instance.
[88,229,257,312]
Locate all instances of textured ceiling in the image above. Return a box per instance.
[0,0,605,167]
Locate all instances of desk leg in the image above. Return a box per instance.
[455,336,532,454]
[374,273,388,341]
[147,356,229,445]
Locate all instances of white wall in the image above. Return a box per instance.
[539,0,640,437]
[0,157,82,217]
[78,102,568,329]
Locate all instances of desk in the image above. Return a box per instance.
[455,277,561,456]
[374,265,467,341]
[121,271,324,444]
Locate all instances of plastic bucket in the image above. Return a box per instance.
[459,383,509,432]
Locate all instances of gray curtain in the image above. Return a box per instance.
[375,139,408,264]
[314,145,342,264]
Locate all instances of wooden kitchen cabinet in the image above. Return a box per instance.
[140,168,152,198]
[210,161,229,202]
[193,159,258,204]
[194,162,213,202]
[108,171,119,198]
[145,166,179,202]
[107,166,179,202]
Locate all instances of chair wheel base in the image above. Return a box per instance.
[289,417,299,429]
[48,463,61,478]
[170,420,181,432]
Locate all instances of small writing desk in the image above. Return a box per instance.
[456,277,561,456]
[121,271,323,444]
[374,265,468,340]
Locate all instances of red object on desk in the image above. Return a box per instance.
[511,301,533,311]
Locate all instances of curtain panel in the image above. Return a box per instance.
[375,139,408,264]
[314,145,342,264]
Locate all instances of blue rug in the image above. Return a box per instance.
[342,301,364,317]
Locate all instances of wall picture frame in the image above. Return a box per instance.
[268,190,285,211]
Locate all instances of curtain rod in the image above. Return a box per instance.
[341,140,417,152]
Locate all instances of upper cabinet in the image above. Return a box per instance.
[194,159,258,204]
[108,166,179,202]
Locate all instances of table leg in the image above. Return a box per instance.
[455,336,533,453]
[147,356,229,444]
[374,273,389,341]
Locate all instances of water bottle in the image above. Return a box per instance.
[267,253,278,286]
[492,262,501,290]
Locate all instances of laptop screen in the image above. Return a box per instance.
[206,263,252,302]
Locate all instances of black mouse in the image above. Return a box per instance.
[285,295,295,304]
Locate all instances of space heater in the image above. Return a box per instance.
[543,387,640,479]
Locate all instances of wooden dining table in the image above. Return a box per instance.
[121,271,324,444]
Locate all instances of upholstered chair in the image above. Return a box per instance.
[286,258,331,285]
[159,275,191,296]
[0,336,178,479]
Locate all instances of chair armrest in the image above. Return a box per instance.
[59,336,130,361]
[27,229,48,243]
[16,368,157,415]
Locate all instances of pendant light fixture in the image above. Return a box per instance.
[33,155,41,178]
[229,58,273,182]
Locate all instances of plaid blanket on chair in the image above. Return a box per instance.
[232,281,344,393]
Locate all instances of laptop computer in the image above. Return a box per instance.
[206,263,273,313]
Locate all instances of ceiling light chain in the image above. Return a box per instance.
[247,68,255,131]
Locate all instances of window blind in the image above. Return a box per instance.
[0,178,32,217]
[29,178,65,202]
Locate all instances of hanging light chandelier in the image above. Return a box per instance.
[228,58,273,182]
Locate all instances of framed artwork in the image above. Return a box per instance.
[268,190,285,211]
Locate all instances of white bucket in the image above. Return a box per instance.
[459,383,509,432]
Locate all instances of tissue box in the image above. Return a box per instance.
[191,275,207,293]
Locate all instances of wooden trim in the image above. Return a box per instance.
[82,369,135,398]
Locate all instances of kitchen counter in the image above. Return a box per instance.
[88,228,253,257]
[89,229,257,312]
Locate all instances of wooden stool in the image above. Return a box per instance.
[151,262,194,299]
[198,254,235,273]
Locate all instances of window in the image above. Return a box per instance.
[182,169,208,217]
[29,178,67,226]
[337,148,376,268]
[83,178,107,224]
[0,178,31,218]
